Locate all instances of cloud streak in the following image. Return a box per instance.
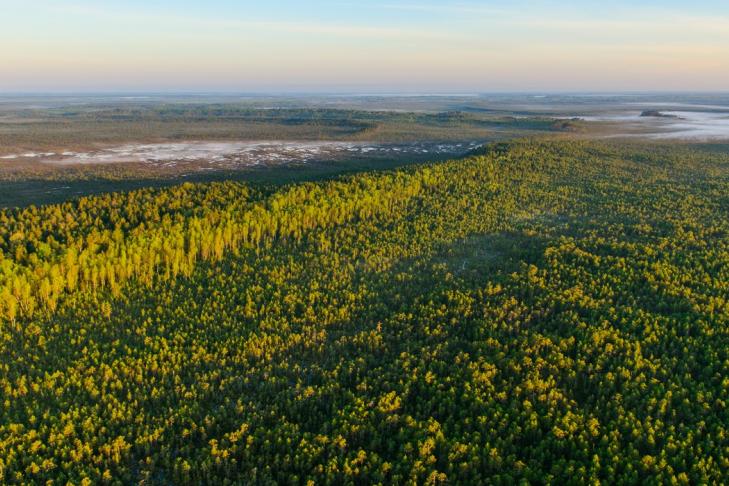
[41,1,454,41]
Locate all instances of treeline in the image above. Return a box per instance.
[0,170,428,324]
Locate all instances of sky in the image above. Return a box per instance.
[1,0,729,93]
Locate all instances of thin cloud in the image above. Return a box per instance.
[516,14,729,36]
[43,1,453,41]
[365,2,509,16]
[332,2,729,40]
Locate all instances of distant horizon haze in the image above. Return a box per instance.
[2,91,729,98]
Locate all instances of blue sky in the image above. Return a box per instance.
[1,0,728,92]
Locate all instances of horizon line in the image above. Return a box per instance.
[3,90,729,97]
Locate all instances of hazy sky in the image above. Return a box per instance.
[2,0,729,92]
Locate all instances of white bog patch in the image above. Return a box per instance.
[38,141,482,167]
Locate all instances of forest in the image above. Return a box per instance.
[0,139,728,484]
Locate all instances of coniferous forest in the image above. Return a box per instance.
[0,140,728,484]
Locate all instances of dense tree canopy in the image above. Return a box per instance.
[0,140,727,484]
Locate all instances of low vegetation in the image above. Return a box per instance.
[0,104,558,157]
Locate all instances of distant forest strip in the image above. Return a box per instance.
[0,105,567,157]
